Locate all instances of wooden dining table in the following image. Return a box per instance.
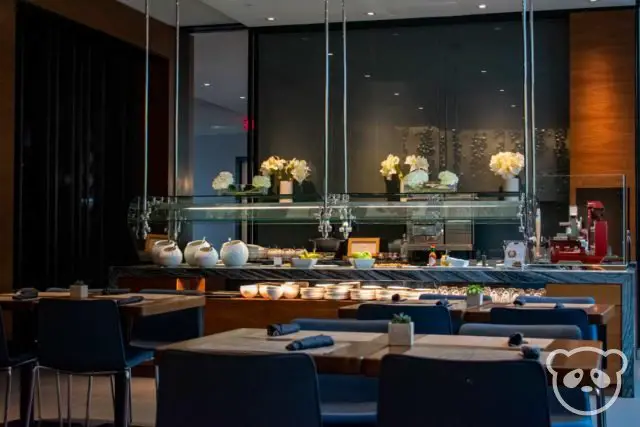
[0,291,205,427]
[159,328,606,426]
[338,299,469,320]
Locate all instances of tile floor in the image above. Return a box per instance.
[1,365,639,426]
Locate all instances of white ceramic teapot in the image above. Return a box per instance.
[184,239,211,266]
[194,246,219,268]
[151,240,175,265]
[157,243,183,267]
[220,240,249,267]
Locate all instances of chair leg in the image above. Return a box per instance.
[37,368,43,426]
[154,364,160,403]
[127,369,133,425]
[85,376,93,427]
[56,372,63,427]
[3,368,11,427]
[110,375,115,409]
[67,374,72,427]
[24,365,39,427]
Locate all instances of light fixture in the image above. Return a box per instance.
[394,93,400,96]
[266,17,276,21]
[481,70,487,74]
[499,89,505,92]
[364,74,371,78]
[366,11,376,16]
[478,4,487,9]
[240,96,246,100]
[589,0,598,2]
[418,107,424,110]
[511,104,517,108]
[203,83,211,87]
[328,52,334,56]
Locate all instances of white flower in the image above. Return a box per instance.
[252,175,271,189]
[404,169,430,188]
[289,159,311,184]
[405,155,429,173]
[380,154,401,180]
[260,156,287,176]
[212,171,234,190]
[438,171,459,187]
[489,152,525,179]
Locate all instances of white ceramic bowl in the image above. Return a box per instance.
[291,258,318,269]
[350,258,376,269]
[151,240,175,265]
[194,246,219,268]
[281,283,300,299]
[220,240,249,267]
[240,285,259,299]
[157,245,183,267]
[185,240,211,266]
[300,287,325,300]
[265,286,284,300]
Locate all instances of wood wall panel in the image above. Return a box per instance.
[0,0,15,293]
[569,10,636,258]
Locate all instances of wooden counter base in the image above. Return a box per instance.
[204,298,355,335]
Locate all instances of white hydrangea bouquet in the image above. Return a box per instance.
[489,151,525,179]
[212,171,271,195]
[260,156,312,183]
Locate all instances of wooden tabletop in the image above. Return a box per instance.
[463,303,615,325]
[0,292,205,317]
[158,328,602,386]
[338,300,468,320]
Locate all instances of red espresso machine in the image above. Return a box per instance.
[550,201,608,264]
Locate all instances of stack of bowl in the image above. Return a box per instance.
[349,288,376,301]
[300,287,325,300]
[240,284,259,298]
[324,287,350,300]
[281,282,300,299]
[258,283,281,298]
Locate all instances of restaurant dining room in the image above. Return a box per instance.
[1,0,640,426]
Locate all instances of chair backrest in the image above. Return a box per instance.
[516,296,595,304]
[0,306,11,366]
[292,318,388,333]
[419,293,493,302]
[378,354,551,427]
[130,290,204,343]
[490,307,592,340]
[356,304,452,334]
[37,299,127,372]
[459,323,582,339]
[157,351,322,427]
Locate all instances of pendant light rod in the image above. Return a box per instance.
[143,0,150,211]
[529,0,536,196]
[323,0,330,207]
[174,0,181,197]
[522,0,531,199]
[342,0,348,194]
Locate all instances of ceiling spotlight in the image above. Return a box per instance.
[266,17,276,21]
[203,83,211,87]
[499,89,505,92]
[478,4,487,9]
[589,0,598,2]
[481,70,487,74]
[240,96,246,100]
[367,11,376,16]
[511,104,517,108]
[418,107,424,110]
[394,93,400,96]
[328,52,334,56]
[364,74,371,78]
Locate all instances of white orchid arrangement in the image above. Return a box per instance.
[260,156,288,178]
[252,175,271,189]
[489,151,525,179]
[289,158,311,184]
[380,154,402,181]
[404,169,430,188]
[212,171,234,191]
[405,155,429,173]
[438,171,459,187]
[260,156,311,183]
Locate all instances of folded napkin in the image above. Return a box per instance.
[521,345,541,360]
[116,296,144,306]
[267,323,300,337]
[435,299,451,307]
[102,288,130,296]
[554,302,565,309]
[508,332,528,347]
[13,288,39,301]
[286,335,334,351]
[513,299,526,306]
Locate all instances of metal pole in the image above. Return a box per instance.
[324,0,330,207]
[174,0,180,197]
[522,0,530,199]
[529,0,536,196]
[143,0,150,211]
[342,0,348,194]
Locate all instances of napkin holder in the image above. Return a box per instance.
[70,284,89,299]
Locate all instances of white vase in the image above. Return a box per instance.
[388,322,414,346]
[157,244,183,267]
[151,240,174,265]
[279,180,293,203]
[184,239,211,266]
[503,177,519,201]
[466,293,484,307]
[194,246,219,268]
[220,240,249,267]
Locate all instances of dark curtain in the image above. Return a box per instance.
[14,4,163,288]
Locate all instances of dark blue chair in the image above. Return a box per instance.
[0,306,38,425]
[157,351,322,427]
[130,289,205,349]
[28,299,154,426]
[292,318,382,426]
[458,323,592,427]
[378,354,551,427]
[356,304,453,334]
[514,296,597,340]
[490,307,594,340]
[419,293,493,302]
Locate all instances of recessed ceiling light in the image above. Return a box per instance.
[364,74,371,78]
[589,0,598,2]
[240,96,246,100]
[266,17,276,21]
[418,107,424,110]
[367,12,376,16]
[511,104,517,108]
[478,4,487,9]
[394,93,400,96]
[481,70,487,74]
[203,83,211,87]
[499,89,505,92]
[328,52,334,56]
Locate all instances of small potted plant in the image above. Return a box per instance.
[466,284,485,307]
[388,313,414,346]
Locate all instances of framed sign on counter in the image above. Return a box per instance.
[347,238,380,257]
